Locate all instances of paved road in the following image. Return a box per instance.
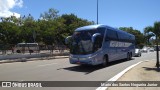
[0,51,157,90]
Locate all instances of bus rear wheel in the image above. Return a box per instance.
[127,53,131,60]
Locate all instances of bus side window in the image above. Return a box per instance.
[105,29,118,41]
[118,32,129,42]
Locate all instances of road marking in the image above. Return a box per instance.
[37,63,58,67]
[96,61,143,90]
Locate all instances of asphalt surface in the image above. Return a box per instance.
[0,51,157,90]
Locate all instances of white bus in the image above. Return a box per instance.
[65,25,135,66]
[14,43,39,53]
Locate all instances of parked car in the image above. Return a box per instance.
[149,48,154,52]
[141,47,148,53]
[14,43,39,53]
[154,45,160,51]
[135,48,141,57]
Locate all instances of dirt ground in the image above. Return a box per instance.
[107,60,160,90]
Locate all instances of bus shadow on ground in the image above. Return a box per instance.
[61,58,134,75]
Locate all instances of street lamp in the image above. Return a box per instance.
[97,0,99,24]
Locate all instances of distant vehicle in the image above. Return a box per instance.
[154,45,160,51]
[149,48,154,52]
[14,43,39,53]
[141,47,148,53]
[65,24,135,66]
[135,48,141,57]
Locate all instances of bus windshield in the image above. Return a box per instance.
[70,28,105,55]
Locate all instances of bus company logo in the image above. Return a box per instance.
[2,82,12,87]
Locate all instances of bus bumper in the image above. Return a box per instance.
[69,54,100,65]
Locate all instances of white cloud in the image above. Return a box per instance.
[0,0,23,18]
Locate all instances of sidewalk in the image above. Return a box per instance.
[107,60,160,90]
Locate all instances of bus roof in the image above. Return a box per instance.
[75,24,105,31]
[75,24,134,37]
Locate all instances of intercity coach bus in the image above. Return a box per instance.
[65,25,135,66]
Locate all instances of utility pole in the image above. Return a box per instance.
[97,0,99,24]
[156,28,160,68]
[33,30,36,43]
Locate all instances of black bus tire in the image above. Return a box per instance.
[102,55,108,67]
[17,50,21,53]
[126,53,130,60]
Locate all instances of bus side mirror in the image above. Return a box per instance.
[65,36,72,45]
[92,33,102,51]
[92,33,101,43]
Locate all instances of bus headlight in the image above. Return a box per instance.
[88,54,97,59]
[79,56,94,60]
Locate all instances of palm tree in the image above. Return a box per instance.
[144,21,160,68]
[153,22,160,68]
[144,26,154,45]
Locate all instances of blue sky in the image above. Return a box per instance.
[3,0,160,32]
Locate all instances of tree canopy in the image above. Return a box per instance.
[144,21,160,45]
[0,8,159,47]
[0,8,93,45]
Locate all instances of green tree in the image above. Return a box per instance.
[38,11,94,45]
[0,8,94,46]
[144,21,160,44]
[61,14,94,35]
[20,14,38,43]
[40,8,59,20]
[60,14,94,44]
[143,21,160,68]
[0,17,21,44]
[38,8,60,45]
[144,26,154,45]
[152,21,160,37]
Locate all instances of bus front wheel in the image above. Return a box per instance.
[102,55,108,67]
[17,50,21,53]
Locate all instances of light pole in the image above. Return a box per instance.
[97,0,99,24]
[156,27,160,68]
[156,35,159,68]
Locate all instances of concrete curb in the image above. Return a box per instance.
[96,61,143,90]
[0,56,69,64]
[0,52,69,60]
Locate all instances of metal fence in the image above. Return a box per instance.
[0,44,69,56]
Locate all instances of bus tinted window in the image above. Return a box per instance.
[97,27,105,36]
[106,29,118,41]
[118,32,135,42]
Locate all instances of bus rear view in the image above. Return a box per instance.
[65,25,135,66]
